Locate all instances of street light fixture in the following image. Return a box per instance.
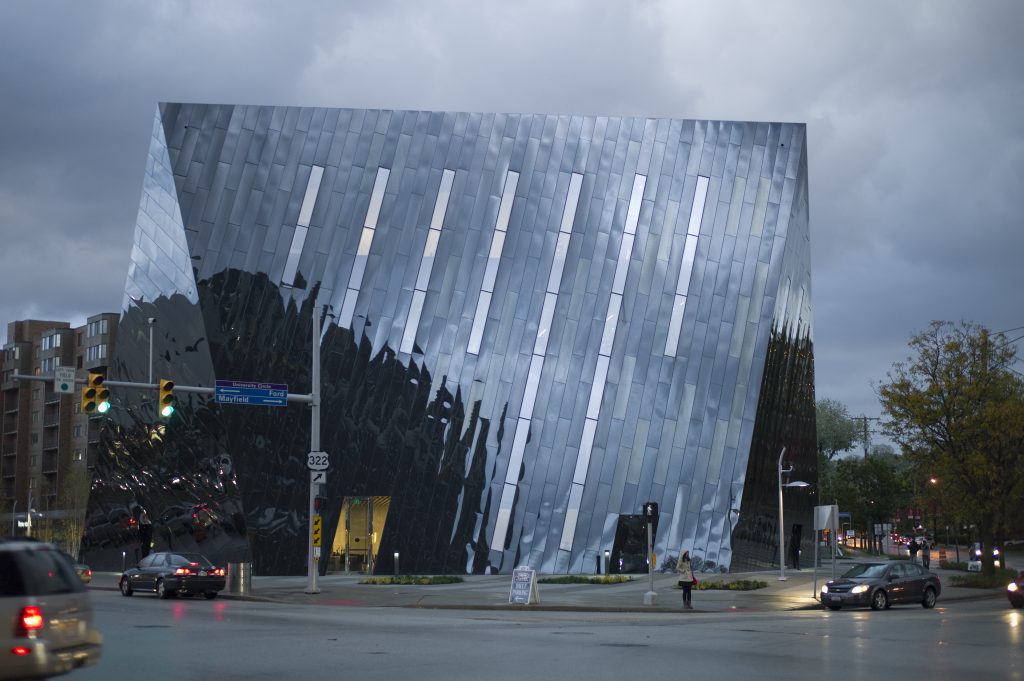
[777,447,810,581]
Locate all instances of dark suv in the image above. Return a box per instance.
[0,538,103,680]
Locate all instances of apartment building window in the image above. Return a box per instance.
[31,410,39,423]
[30,433,38,444]
[30,455,37,467]
[73,425,82,438]
[73,449,84,461]
[32,388,40,401]
[41,334,62,351]
[86,344,107,362]
[87,319,109,337]
[1,370,12,383]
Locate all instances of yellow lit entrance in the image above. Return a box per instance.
[331,496,390,574]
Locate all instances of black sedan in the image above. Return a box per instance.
[119,551,226,599]
[820,561,941,611]
[1008,571,1024,608]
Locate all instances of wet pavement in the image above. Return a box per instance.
[90,556,1005,613]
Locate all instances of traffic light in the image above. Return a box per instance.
[158,379,175,418]
[81,372,110,414]
[643,501,659,520]
[314,496,328,513]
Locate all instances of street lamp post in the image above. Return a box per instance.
[777,447,810,581]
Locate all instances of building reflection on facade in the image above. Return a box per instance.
[83,105,816,575]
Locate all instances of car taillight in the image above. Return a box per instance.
[175,567,192,575]
[16,606,44,637]
[85,569,92,578]
[213,568,225,576]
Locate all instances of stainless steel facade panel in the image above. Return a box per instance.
[88,106,816,577]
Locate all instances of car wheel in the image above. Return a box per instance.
[922,587,937,609]
[156,578,171,599]
[119,577,133,597]
[204,591,218,600]
[870,589,889,611]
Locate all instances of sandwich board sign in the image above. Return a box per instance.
[509,565,540,605]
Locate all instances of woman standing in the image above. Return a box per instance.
[676,550,694,609]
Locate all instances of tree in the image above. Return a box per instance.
[829,455,907,548]
[816,398,862,460]
[878,321,1024,574]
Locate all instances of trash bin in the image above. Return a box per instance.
[227,562,252,594]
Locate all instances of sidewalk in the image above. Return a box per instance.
[90,560,1003,613]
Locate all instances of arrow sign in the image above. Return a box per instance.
[215,379,288,407]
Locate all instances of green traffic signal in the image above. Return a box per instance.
[159,379,175,418]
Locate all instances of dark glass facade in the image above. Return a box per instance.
[83,105,817,575]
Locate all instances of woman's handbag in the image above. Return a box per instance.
[691,575,698,585]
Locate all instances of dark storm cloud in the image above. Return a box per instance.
[2,0,1021,433]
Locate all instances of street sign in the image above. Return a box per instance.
[214,380,288,406]
[54,367,76,394]
[312,515,322,547]
[311,470,326,485]
[307,451,329,471]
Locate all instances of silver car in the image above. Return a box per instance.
[0,538,103,680]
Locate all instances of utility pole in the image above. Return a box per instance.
[856,415,880,457]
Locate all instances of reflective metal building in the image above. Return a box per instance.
[84,105,817,575]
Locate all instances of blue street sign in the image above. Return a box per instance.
[215,380,288,407]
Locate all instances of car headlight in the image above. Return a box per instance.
[1009,582,1020,593]
[821,585,829,594]
[993,548,1000,556]
[851,585,869,594]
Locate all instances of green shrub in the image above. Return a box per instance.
[360,575,464,585]
[678,579,767,591]
[948,568,1017,589]
[538,575,633,585]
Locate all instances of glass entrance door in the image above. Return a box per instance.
[332,496,390,574]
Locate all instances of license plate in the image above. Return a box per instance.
[829,595,841,602]
[199,571,208,576]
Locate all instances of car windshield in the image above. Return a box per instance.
[842,563,889,579]
[168,553,213,567]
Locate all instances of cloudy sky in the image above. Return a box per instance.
[2,0,1022,443]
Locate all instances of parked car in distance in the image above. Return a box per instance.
[1008,571,1024,609]
[119,551,226,599]
[820,560,941,611]
[73,562,92,584]
[0,537,103,680]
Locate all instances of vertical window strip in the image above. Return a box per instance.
[338,167,391,328]
[664,176,710,356]
[401,169,455,355]
[489,172,583,552]
[469,171,519,355]
[281,165,325,286]
[559,174,646,552]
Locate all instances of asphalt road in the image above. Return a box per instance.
[71,589,1022,681]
